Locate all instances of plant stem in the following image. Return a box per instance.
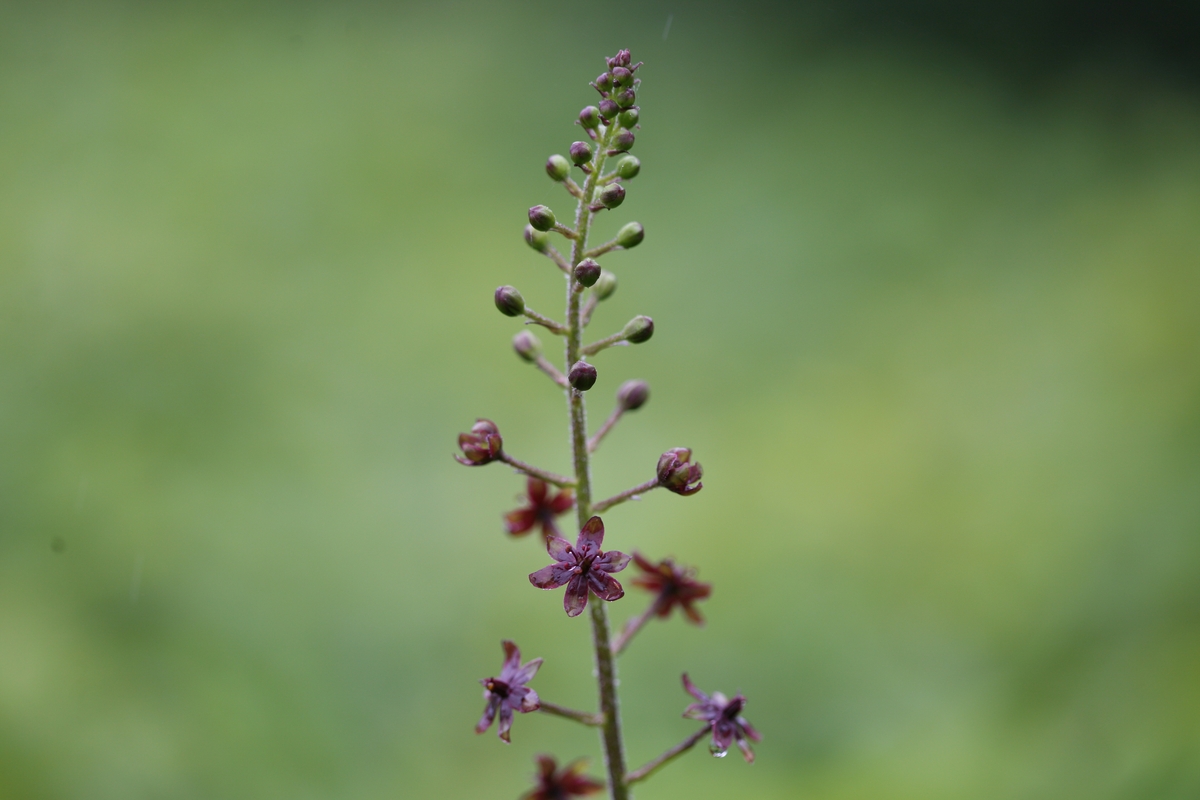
[587,406,624,453]
[498,454,575,487]
[533,355,569,388]
[538,701,604,727]
[523,309,567,334]
[581,331,629,356]
[565,120,629,800]
[625,727,710,784]
[593,479,660,514]
[613,597,663,655]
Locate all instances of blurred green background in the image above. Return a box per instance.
[2,2,1198,798]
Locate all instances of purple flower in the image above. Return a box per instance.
[529,516,631,617]
[657,447,703,495]
[522,755,603,800]
[631,553,712,624]
[504,477,574,540]
[681,673,761,762]
[475,640,542,743]
[456,419,503,466]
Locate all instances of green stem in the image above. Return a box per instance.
[565,121,629,800]
[592,479,660,514]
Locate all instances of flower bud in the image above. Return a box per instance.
[494,285,525,317]
[598,99,619,120]
[528,205,556,232]
[595,72,613,92]
[612,130,635,152]
[456,419,503,466]
[616,88,636,108]
[657,447,703,495]
[622,315,654,344]
[611,66,633,87]
[616,221,644,248]
[593,270,618,300]
[569,141,593,166]
[618,108,639,129]
[613,49,632,68]
[617,379,650,411]
[524,224,549,252]
[512,330,542,362]
[574,258,601,287]
[545,154,570,182]
[579,105,601,130]
[598,183,625,209]
[616,156,640,180]
[568,361,597,392]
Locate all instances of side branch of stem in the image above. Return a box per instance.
[625,727,710,784]
[498,454,575,487]
[538,701,604,727]
[592,479,660,513]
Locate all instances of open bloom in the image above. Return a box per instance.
[529,516,630,617]
[456,419,503,466]
[505,478,574,539]
[681,673,761,762]
[522,755,603,800]
[631,553,712,624]
[657,447,703,495]
[476,640,542,743]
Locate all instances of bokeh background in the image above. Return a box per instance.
[2,1,1199,798]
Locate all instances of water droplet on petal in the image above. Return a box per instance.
[709,744,727,758]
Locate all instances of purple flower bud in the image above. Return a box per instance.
[657,447,703,495]
[613,49,632,68]
[615,221,644,248]
[616,88,636,108]
[617,379,649,411]
[616,156,640,180]
[618,108,639,129]
[569,141,593,166]
[456,419,503,466]
[622,315,653,343]
[513,330,542,362]
[545,154,570,182]
[494,285,525,317]
[524,224,549,252]
[592,270,618,300]
[528,205,556,232]
[611,130,635,152]
[598,99,619,120]
[568,360,597,392]
[595,72,613,92]
[574,258,601,287]
[612,66,633,87]
[598,183,625,210]
[579,105,601,130]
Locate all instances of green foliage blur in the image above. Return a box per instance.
[2,2,1198,798]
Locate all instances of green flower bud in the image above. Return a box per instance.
[524,224,549,252]
[494,285,525,317]
[569,141,593,166]
[545,154,570,182]
[513,330,542,362]
[622,315,654,344]
[616,221,644,248]
[528,205,556,232]
[612,66,633,87]
[593,270,618,301]
[616,156,640,180]
[598,183,625,209]
[568,360,598,391]
[618,108,639,129]
[612,130,635,152]
[616,88,636,109]
[579,105,601,130]
[574,258,601,287]
[598,99,619,120]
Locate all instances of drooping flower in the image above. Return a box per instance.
[681,673,761,762]
[475,640,542,743]
[631,553,712,624]
[456,419,503,466]
[529,516,630,617]
[505,477,574,540]
[657,447,703,495]
[522,755,603,800]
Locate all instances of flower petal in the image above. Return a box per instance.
[546,535,573,562]
[527,477,548,504]
[738,716,762,742]
[519,687,540,713]
[681,600,706,625]
[587,570,625,602]
[682,672,709,703]
[501,640,521,675]
[512,656,543,686]
[713,718,737,752]
[735,735,756,763]
[504,508,538,535]
[594,549,631,574]
[576,515,604,552]
[475,696,498,734]
[564,574,589,617]
[548,489,575,514]
[497,704,514,743]
[529,562,574,589]
[632,551,658,572]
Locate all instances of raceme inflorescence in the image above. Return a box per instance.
[455,49,760,800]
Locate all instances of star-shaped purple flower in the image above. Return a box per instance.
[681,673,762,762]
[529,516,631,617]
[475,640,542,743]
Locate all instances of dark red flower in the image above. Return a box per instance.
[456,419,503,466]
[529,516,630,617]
[631,553,712,624]
[475,640,542,743]
[522,755,603,800]
[657,447,703,495]
[505,477,575,539]
[681,673,761,763]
